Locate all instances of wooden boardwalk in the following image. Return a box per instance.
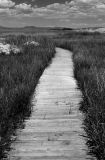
[8,48,93,160]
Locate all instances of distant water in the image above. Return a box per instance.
[8,48,94,160]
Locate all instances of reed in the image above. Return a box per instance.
[55,32,105,159]
[0,35,55,158]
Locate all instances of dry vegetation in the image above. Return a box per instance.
[55,31,105,159]
[0,35,55,158]
[1,29,105,159]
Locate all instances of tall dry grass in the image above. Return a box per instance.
[55,32,105,159]
[0,35,55,158]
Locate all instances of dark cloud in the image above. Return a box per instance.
[12,0,72,7]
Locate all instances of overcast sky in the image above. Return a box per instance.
[0,0,105,28]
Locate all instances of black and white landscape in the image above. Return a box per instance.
[0,0,105,160]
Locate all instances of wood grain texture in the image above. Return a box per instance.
[8,48,94,160]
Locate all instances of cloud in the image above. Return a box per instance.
[0,0,105,27]
[96,3,105,9]
[0,2,36,16]
[15,3,32,10]
[30,2,78,18]
[75,0,93,3]
[0,0,103,18]
[15,3,34,14]
[0,0,15,8]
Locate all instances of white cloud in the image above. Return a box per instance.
[0,0,15,8]
[15,3,32,10]
[76,0,93,3]
[0,0,105,28]
[0,8,9,14]
[31,2,77,18]
[15,3,33,13]
[96,3,105,9]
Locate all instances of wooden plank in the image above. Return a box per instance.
[8,48,93,160]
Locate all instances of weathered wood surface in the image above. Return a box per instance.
[8,48,93,160]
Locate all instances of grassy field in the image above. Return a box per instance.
[0,34,55,158]
[55,31,105,159]
[1,28,105,159]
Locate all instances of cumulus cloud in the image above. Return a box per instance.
[15,3,33,14]
[30,0,105,27]
[1,0,105,18]
[96,3,105,9]
[15,3,32,10]
[75,0,93,3]
[0,0,105,27]
[0,0,15,8]
[31,2,78,18]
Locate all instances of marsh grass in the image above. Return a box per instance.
[55,32,105,159]
[0,35,55,158]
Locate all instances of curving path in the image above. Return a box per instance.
[9,48,93,160]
